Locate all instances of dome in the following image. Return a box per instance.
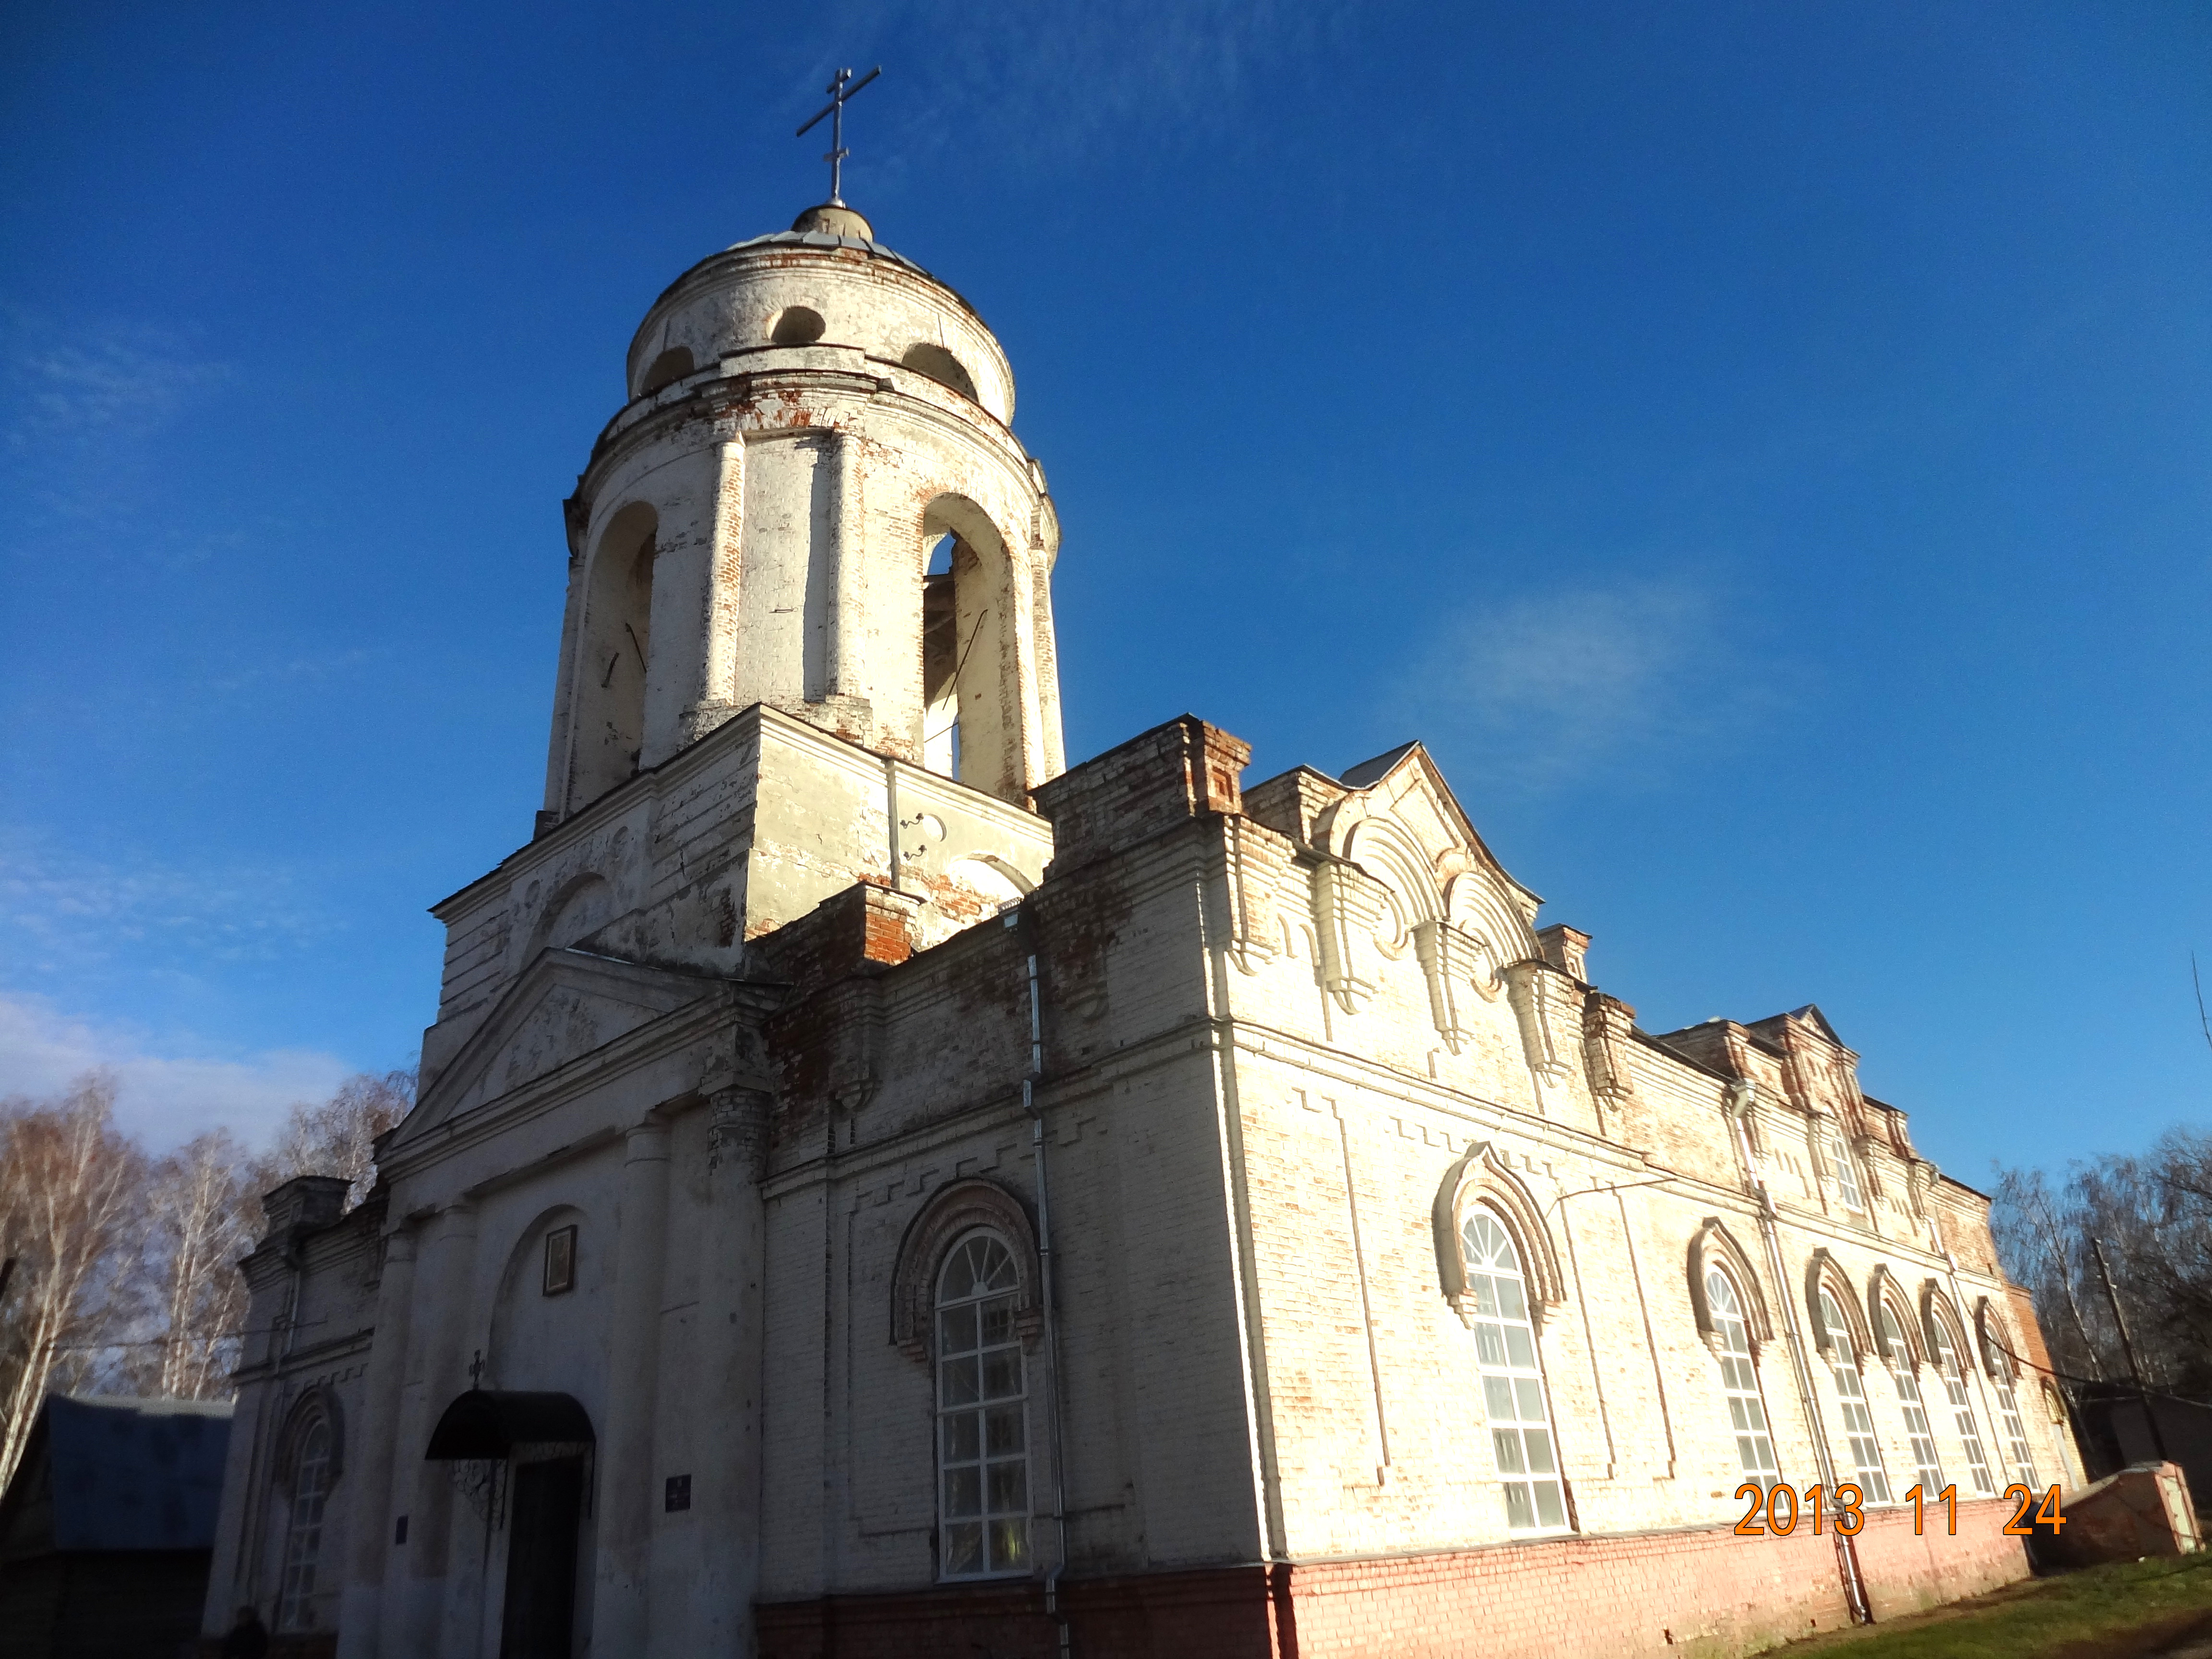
[790,202,875,240]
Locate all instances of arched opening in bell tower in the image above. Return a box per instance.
[919,495,1020,802]
[570,501,658,810]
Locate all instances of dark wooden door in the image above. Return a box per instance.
[500,1457,583,1659]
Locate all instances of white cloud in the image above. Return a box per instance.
[0,303,235,566]
[0,991,351,1152]
[0,830,337,979]
[1395,572,1788,792]
[786,0,1357,181]
[0,306,229,451]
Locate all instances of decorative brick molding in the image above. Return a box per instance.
[1805,1248,1874,1361]
[1432,1143,1566,1319]
[1919,1281,1971,1370]
[1686,1217,1774,1351]
[1974,1295,2023,1380]
[1865,1265,1926,1367]
[889,1177,1042,1362]
[274,1383,345,1488]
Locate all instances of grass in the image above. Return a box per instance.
[1773,1552,2212,1659]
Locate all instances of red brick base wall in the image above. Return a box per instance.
[757,1506,2030,1659]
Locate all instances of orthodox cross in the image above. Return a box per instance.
[468,1348,485,1390]
[796,65,882,206]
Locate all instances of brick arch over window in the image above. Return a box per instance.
[1804,1250,1873,1361]
[1433,1144,1565,1322]
[273,1385,345,1489]
[890,1178,1041,1363]
[1974,1296,2024,1381]
[1920,1281,1970,1368]
[1866,1266,1926,1368]
[1687,1218,1774,1351]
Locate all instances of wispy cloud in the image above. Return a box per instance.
[0,303,236,563]
[1394,571,1792,793]
[0,831,338,980]
[785,0,1358,180]
[0,991,352,1151]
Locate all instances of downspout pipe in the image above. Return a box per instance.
[1727,1080,1870,1625]
[1008,906,1073,1659]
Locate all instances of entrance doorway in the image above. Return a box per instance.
[500,1456,584,1659]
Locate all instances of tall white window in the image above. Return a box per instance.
[1996,1378,2039,1487]
[936,1232,1030,1578]
[1930,1321,1995,1495]
[1875,1303,1943,1494]
[1707,1268,1781,1492]
[1462,1209,1567,1531]
[1819,1289,1892,1503]
[1826,1130,1864,1212]
[278,1419,333,1630]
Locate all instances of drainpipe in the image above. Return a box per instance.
[1728,1080,1870,1625]
[1008,906,1072,1659]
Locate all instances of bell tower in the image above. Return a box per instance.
[541,201,1065,820]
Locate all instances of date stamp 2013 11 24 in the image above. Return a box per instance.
[1733,1481,2066,1538]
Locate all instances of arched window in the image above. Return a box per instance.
[1995,1376,2038,1487]
[638,345,693,396]
[570,502,658,810]
[1818,1288,1891,1503]
[902,342,978,402]
[936,1231,1029,1578]
[278,1418,333,1630]
[1874,1301,1943,1494]
[916,497,1022,803]
[1928,1316,1994,1495]
[1462,1209,1566,1531]
[1706,1268,1780,1492]
[1976,1302,2042,1487]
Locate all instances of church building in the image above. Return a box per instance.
[202,186,2082,1659]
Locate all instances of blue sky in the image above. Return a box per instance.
[1,2,2207,1180]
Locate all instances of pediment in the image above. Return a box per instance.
[1314,742,1541,962]
[398,949,724,1139]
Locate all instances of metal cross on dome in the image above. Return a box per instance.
[796,65,882,207]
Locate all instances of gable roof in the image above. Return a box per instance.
[0,1395,232,1557]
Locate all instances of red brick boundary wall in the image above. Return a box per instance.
[757,1502,2028,1659]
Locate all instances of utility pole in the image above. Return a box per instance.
[2090,1237,2168,1463]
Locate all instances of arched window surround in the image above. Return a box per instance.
[1803,1250,1873,1363]
[1865,1267,1926,1370]
[1918,1283,1969,1372]
[1972,1296,2023,1382]
[1687,1219,1774,1354]
[892,1178,1042,1363]
[273,1386,346,1490]
[1432,1145,1566,1326]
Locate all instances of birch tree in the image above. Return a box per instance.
[0,1075,146,1491]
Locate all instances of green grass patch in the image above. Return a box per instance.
[1778,1552,2212,1659]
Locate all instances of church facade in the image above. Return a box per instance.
[203,198,2081,1659]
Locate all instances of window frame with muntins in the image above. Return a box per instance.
[1460,1206,1569,1533]
[278,1417,334,1630]
[1825,1128,1865,1214]
[934,1229,1031,1579]
[1995,1376,2039,1488]
[1930,1315,1996,1496]
[1818,1288,1893,1503]
[1706,1266,1782,1493]
[1875,1300,1944,1496]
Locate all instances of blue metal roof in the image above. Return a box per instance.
[37,1395,233,1552]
